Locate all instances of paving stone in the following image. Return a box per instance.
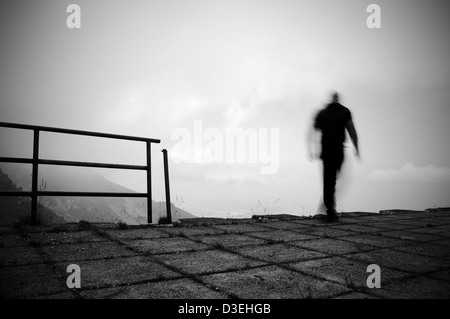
[125,237,211,254]
[361,222,418,231]
[291,238,375,255]
[412,218,450,226]
[432,238,450,246]
[0,246,45,266]
[352,215,390,222]
[292,219,334,226]
[211,223,273,233]
[254,214,307,221]
[378,215,420,221]
[406,227,449,236]
[378,230,444,242]
[333,292,381,299]
[381,210,426,216]
[234,243,326,263]
[338,233,415,249]
[434,230,450,237]
[390,214,437,220]
[184,218,263,226]
[54,256,180,289]
[393,242,450,261]
[81,278,230,299]
[156,249,266,275]
[32,292,78,299]
[436,224,450,231]
[390,220,443,227]
[0,234,30,247]
[427,268,450,282]
[259,221,312,230]
[201,265,349,299]
[291,227,357,238]
[346,248,450,273]
[338,217,371,224]
[27,230,106,245]
[247,230,318,243]
[105,228,170,240]
[288,256,410,289]
[40,241,137,262]
[160,226,226,237]
[0,264,66,298]
[227,219,260,224]
[328,224,386,233]
[194,234,268,247]
[371,277,450,299]
[0,226,15,234]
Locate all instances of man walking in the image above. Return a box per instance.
[308,92,360,221]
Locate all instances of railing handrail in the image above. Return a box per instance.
[0,121,161,143]
[0,157,149,170]
[0,121,161,225]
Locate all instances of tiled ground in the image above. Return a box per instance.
[1,209,450,299]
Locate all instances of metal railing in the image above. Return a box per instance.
[0,122,161,225]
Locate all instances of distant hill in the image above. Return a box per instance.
[0,168,66,226]
[0,164,196,225]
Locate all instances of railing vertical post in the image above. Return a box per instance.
[31,129,39,226]
[162,149,172,224]
[146,141,152,223]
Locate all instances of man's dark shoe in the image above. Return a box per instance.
[327,214,339,222]
[326,210,339,222]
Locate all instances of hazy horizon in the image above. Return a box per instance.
[1,0,449,219]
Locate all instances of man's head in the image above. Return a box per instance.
[331,91,340,103]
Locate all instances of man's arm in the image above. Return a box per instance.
[307,121,321,160]
[346,120,360,158]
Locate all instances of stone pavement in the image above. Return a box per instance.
[1,209,450,299]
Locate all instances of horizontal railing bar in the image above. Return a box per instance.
[36,191,148,197]
[39,159,148,170]
[0,192,32,196]
[0,157,148,170]
[0,191,148,198]
[0,122,161,144]
[0,157,33,164]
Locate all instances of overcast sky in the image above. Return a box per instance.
[1,0,449,217]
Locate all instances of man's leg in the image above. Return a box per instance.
[323,158,338,216]
[322,147,344,218]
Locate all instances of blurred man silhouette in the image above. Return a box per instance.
[308,92,360,222]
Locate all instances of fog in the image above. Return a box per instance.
[1,0,449,218]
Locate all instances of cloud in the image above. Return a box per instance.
[170,96,204,125]
[369,163,450,183]
[223,98,258,128]
[203,163,268,185]
[106,86,145,125]
[205,174,265,185]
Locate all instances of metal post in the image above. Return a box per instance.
[162,149,172,224]
[31,129,39,226]
[146,141,152,223]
